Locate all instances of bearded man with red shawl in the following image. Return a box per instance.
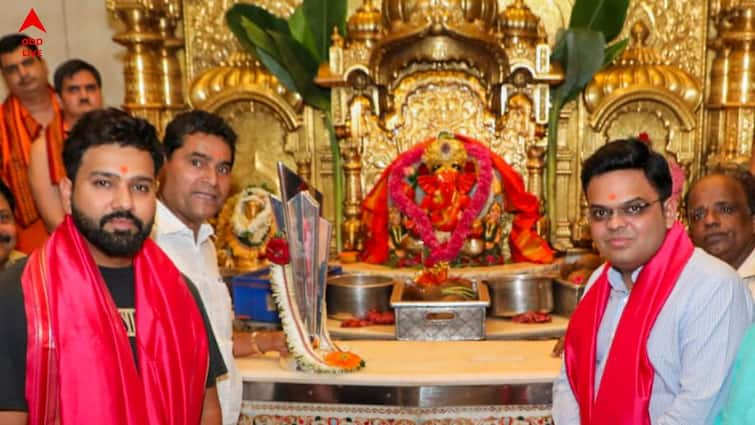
[0,109,227,425]
[552,138,752,425]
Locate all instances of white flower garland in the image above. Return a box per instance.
[269,264,364,373]
[231,187,273,246]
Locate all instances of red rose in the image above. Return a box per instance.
[266,237,291,265]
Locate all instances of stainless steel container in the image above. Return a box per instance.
[553,278,586,317]
[390,280,490,341]
[326,274,394,320]
[486,274,554,317]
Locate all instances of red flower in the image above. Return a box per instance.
[638,132,650,143]
[266,237,291,265]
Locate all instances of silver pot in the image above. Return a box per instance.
[326,274,394,320]
[553,278,586,317]
[486,274,554,317]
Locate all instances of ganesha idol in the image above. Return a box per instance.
[360,133,554,268]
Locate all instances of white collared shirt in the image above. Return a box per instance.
[152,201,240,425]
[739,247,755,299]
[553,248,753,425]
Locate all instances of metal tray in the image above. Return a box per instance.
[390,280,490,341]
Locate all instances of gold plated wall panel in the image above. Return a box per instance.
[705,1,755,173]
[109,0,729,251]
[183,0,297,82]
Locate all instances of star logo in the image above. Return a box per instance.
[18,8,46,33]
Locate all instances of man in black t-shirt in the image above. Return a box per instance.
[0,108,226,425]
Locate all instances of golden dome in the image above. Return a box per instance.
[382,0,498,29]
[584,21,702,113]
[347,0,384,42]
[189,64,302,115]
[498,0,541,47]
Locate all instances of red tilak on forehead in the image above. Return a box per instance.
[120,165,128,174]
[608,193,617,201]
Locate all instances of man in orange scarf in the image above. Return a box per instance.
[0,33,64,253]
[29,59,103,233]
[0,108,226,424]
[552,139,752,425]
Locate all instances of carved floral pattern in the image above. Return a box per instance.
[623,0,706,79]
[239,401,554,425]
[183,0,297,80]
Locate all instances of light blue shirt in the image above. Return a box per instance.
[552,248,753,425]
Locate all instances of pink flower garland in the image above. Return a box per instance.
[388,141,494,265]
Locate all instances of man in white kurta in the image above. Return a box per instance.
[152,110,241,424]
[153,110,288,424]
[153,200,241,423]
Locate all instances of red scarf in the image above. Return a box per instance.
[564,222,694,425]
[22,216,209,425]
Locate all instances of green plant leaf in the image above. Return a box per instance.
[234,16,299,93]
[268,30,331,110]
[255,48,298,93]
[226,4,290,56]
[603,37,629,66]
[551,28,605,105]
[568,0,630,41]
[290,5,320,62]
[551,28,567,62]
[303,0,347,62]
[226,11,259,57]
[226,3,290,35]
[238,16,280,59]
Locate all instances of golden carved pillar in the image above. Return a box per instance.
[706,2,755,173]
[107,1,164,126]
[525,145,545,203]
[108,0,186,132]
[339,124,363,253]
[526,144,548,237]
[157,2,187,128]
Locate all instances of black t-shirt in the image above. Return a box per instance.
[0,258,228,411]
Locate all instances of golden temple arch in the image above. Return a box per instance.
[107,0,755,253]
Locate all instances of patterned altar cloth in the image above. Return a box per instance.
[239,401,553,425]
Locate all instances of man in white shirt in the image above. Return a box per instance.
[552,139,752,425]
[686,172,755,294]
[153,110,286,425]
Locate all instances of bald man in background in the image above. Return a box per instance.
[687,173,755,295]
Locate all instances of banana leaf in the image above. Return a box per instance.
[226,4,290,55]
[603,38,629,66]
[268,29,330,111]
[290,5,319,62]
[569,0,631,42]
[551,28,606,106]
[225,0,347,251]
[544,0,630,241]
[303,0,347,62]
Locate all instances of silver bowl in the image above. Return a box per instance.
[326,274,394,320]
[486,274,554,317]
